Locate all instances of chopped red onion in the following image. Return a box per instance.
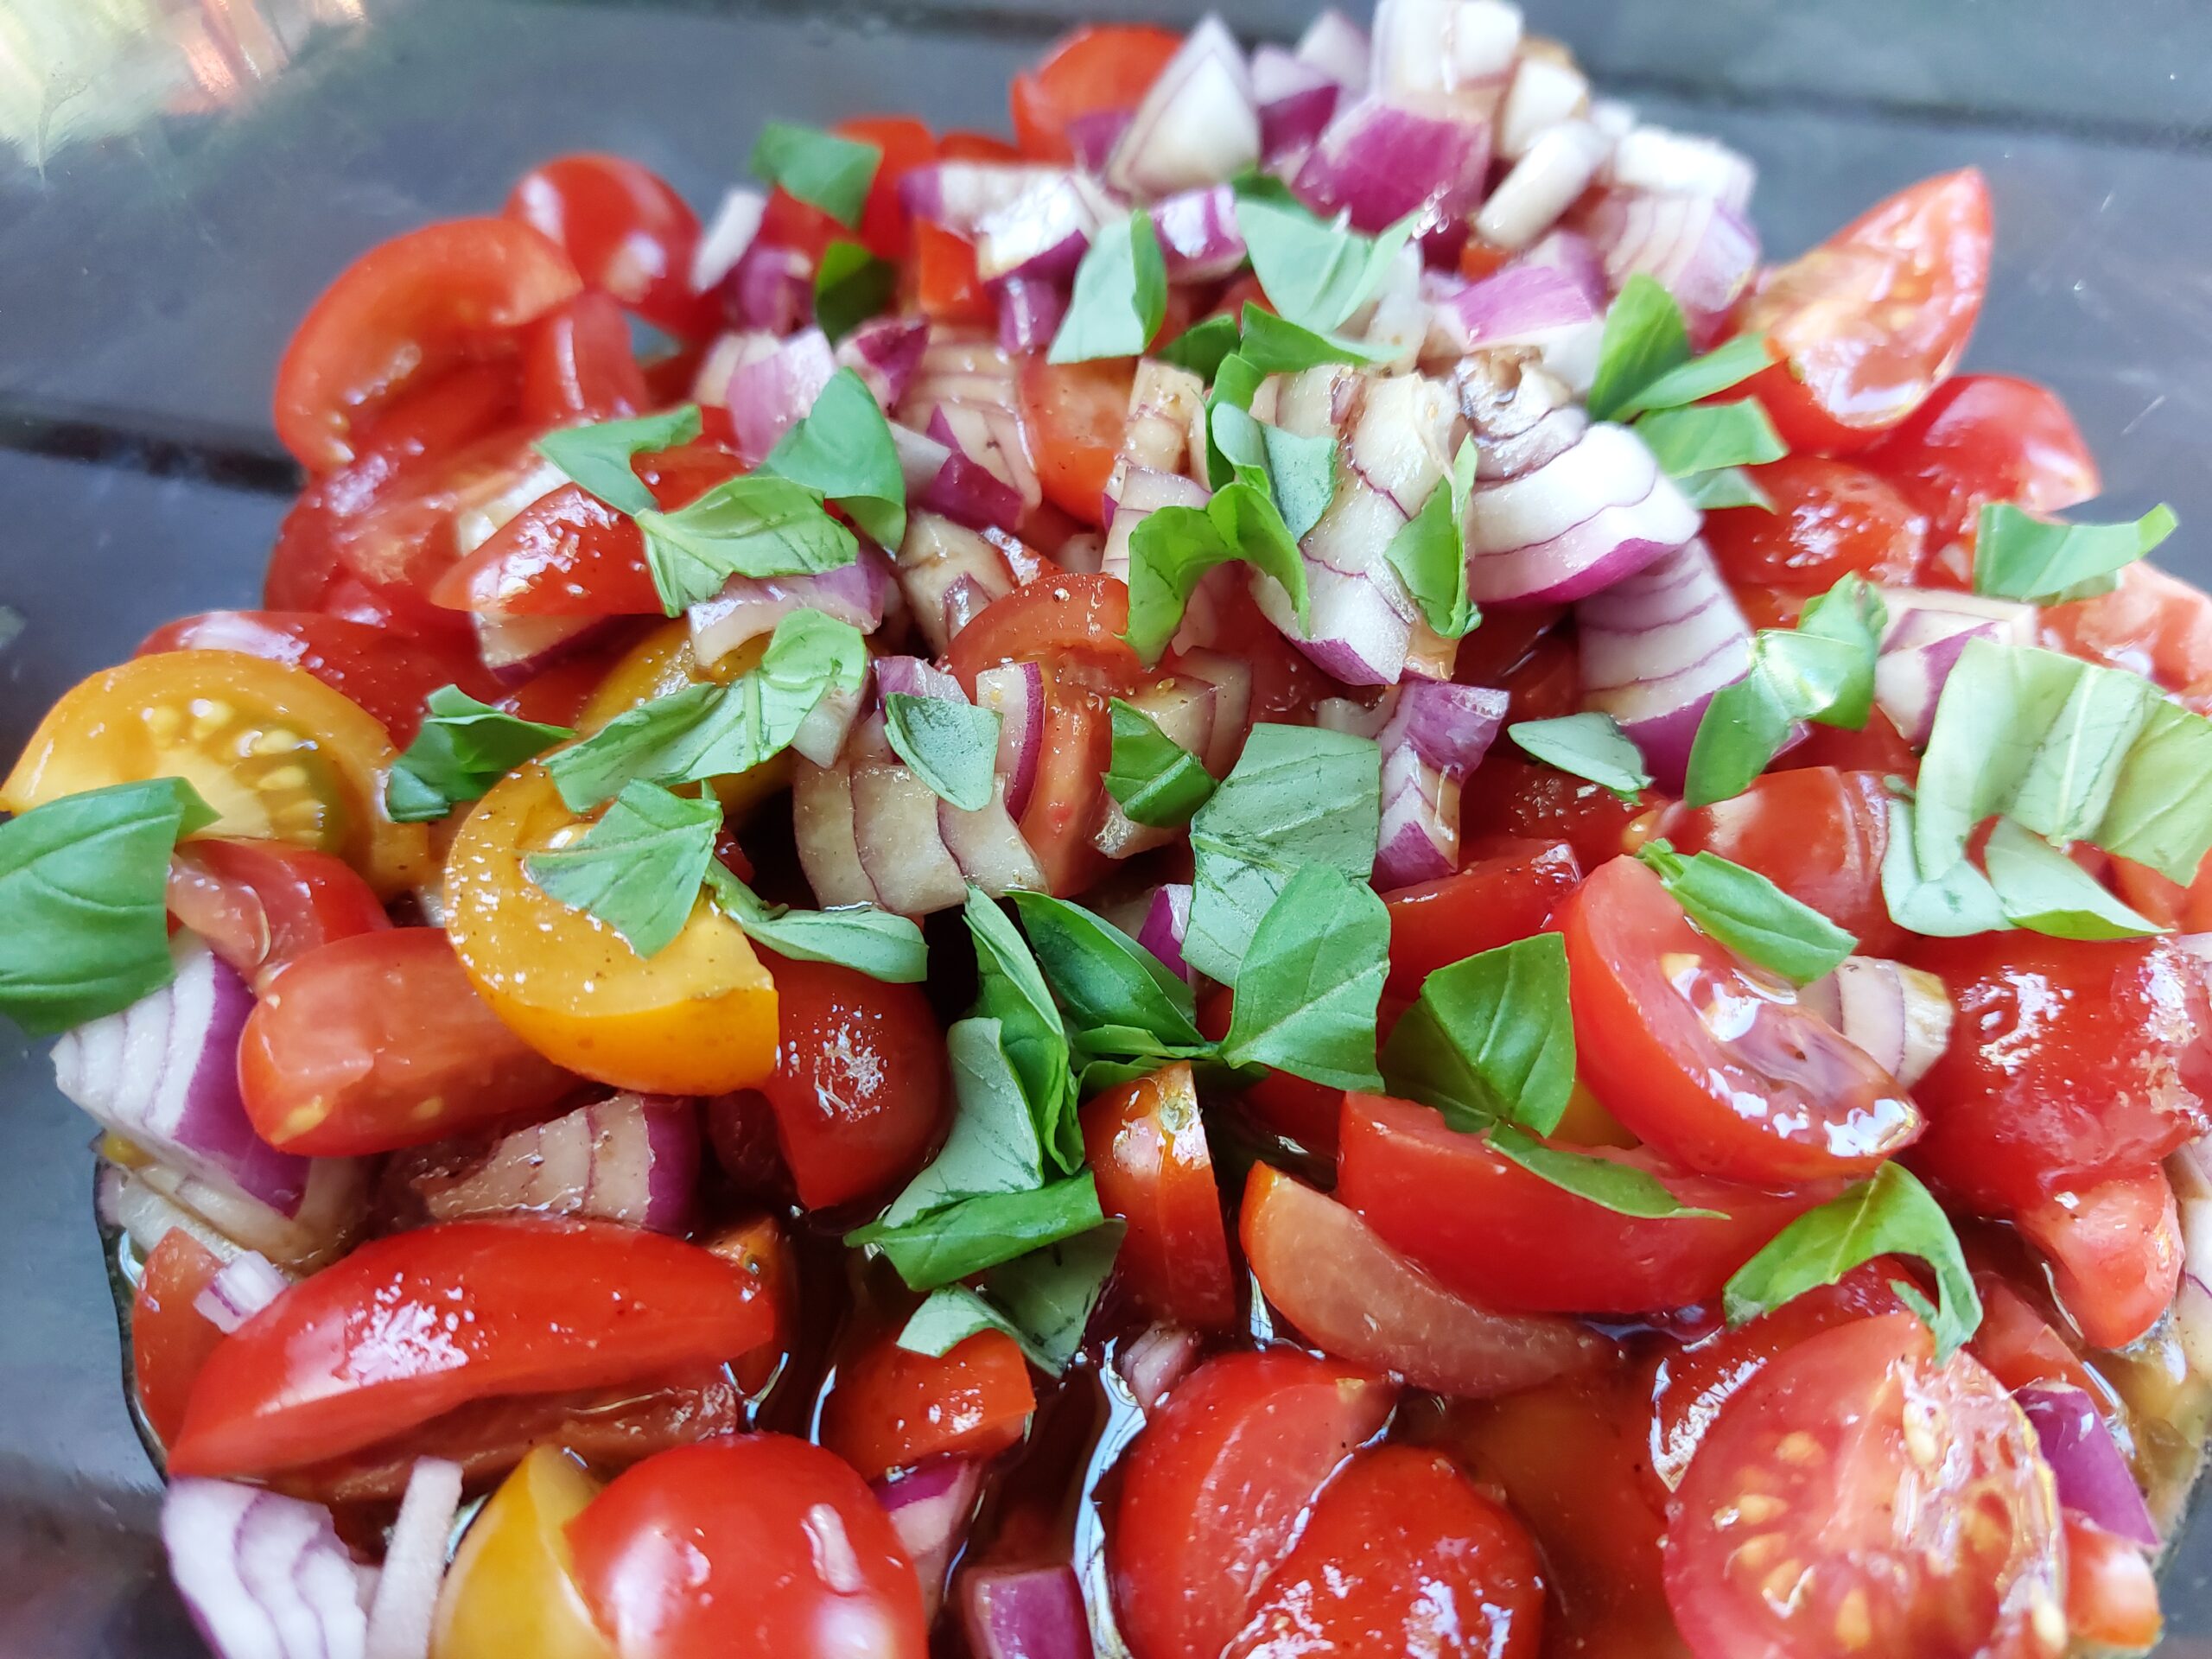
[995,276,1069,354]
[1517,226,1609,303]
[1465,420,1698,607]
[876,653,966,704]
[852,741,972,916]
[1066,108,1135,171]
[1378,679,1508,775]
[1135,886,1195,982]
[1797,957,1954,1090]
[99,1165,243,1267]
[976,663,1046,817]
[1587,189,1759,348]
[408,1094,701,1234]
[163,1478,368,1659]
[793,759,881,909]
[2014,1385,2158,1548]
[893,513,1019,657]
[1376,743,1462,887]
[1873,589,2039,747]
[1605,124,1757,213]
[925,407,1030,534]
[1475,119,1612,252]
[1296,7,1371,90]
[1453,352,1589,480]
[54,936,313,1219]
[1150,183,1249,282]
[903,163,1109,283]
[1371,0,1520,108]
[793,679,867,769]
[1575,538,1753,791]
[943,779,1048,898]
[1423,263,1603,391]
[874,1459,983,1624]
[1108,16,1261,199]
[687,550,893,670]
[1122,362,1208,482]
[723,240,816,337]
[962,1564,1092,1659]
[193,1249,289,1335]
[900,329,1020,420]
[726,327,836,461]
[1251,47,1341,162]
[1294,97,1492,239]
[364,1459,463,1659]
[691,328,778,407]
[1172,649,1255,776]
[836,315,931,410]
[131,1156,366,1269]
[1103,467,1211,582]
[1095,677,1217,858]
[691,187,767,293]
[1497,55,1590,160]
[935,402,1042,518]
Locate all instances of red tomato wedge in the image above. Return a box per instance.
[1084,1061,1237,1328]
[568,1434,928,1659]
[1010,25,1184,161]
[949,570,1141,691]
[1740,168,1993,453]
[274,217,581,473]
[1662,1313,2066,1659]
[131,1230,227,1448]
[1222,1446,1548,1659]
[518,290,652,427]
[1111,1349,1397,1659]
[1240,1164,1608,1396]
[2063,1516,2163,1653]
[505,153,710,339]
[167,837,391,991]
[168,1217,772,1476]
[1459,756,1660,871]
[2013,1166,2182,1351]
[910,220,995,324]
[1703,456,1925,594]
[238,928,579,1155]
[1019,357,1135,526]
[819,1328,1035,1482]
[1335,1094,1834,1315]
[2044,557,2212,698]
[1382,838,1582,998]
[1557,856,1920,1184]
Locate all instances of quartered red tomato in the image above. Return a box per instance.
[1659,767,1899,954]
[1662,1313,2066,1659]
[131,1230,228,1448]
[518,291,652,428]
[274,218,581,474]
[1904,931,2212,1213]
[168,1217,772,1477]
[1019,357,1135,526]
[2013,1166,2183,1351]
[1009,25,1183,161]
[819,1328,1035,1481]
[1084,1061,1236,1328]
[1740,169,1993,454]
[1459,756,1662,871]
[167,836,391,991]
[1382,837,1582,998]
[1557,856,1921,1184]
[2044,557,2212,699]
[1703,456,1925,593]
[505,153,711,340]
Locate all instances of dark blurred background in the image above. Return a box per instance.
[3,0,2211,1650]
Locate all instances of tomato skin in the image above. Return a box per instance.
[1659,768,1900,954]
[839,116,939,262]
[1703,457,1924,592]
[2013,1166,2182,1351]
[238,928,578,1155]
[909,221,995,324]
[275,218,582,473]
[1336,1094,1834,1315]
[1904,931,2212,1213]
[2063,1517,2162,1652]
[137,610,499,743]
[1558,857,1920,1185]
[1382,838,1582,998]
[2044,558,2212,697]
[1968,1274,2107,1400]
[432,1445,613,1659]
[1083,1062,1236,1328]
[131,1230,228,1447]
[1663,1313,2064,1659]
[1010,25,1184,161]
[1459,756,1661,871]
[568,1434,926,1659]
[505,154,709,340]
[168,1217,770,1477]
[734,951,950,1210]
[518,291,652,428]
[1223,1446,1548,1659]
[951,570,1140,690]
[1768,705,1920,781]
[435,482,662,617]
[820,1329,1035,1482]
[1111,1350,1398,1659]
[1741,168,1993,453]
[1019,357,1135,526]
[168,837,391,991]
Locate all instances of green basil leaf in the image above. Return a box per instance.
[1049,210,1167,365]
[1723,1162,1980,1360]
[749,120,880,228]
[760,366,906,550]
[1508,711,1651,799]
[385,687,573,823]
[1586,273,1690,423]
[849,1170,1103,1289]
[1611,331,1776,420]
[638,474,859,614]
[1260,418,1338,542]
[1381,436,1478,639]
[1202,351,1267,488]
[1236,305,1382,374]
[524,781,721,958]
[1880,796,2009,938]
[1185,725,1382,983]
[1981,817,2166,939]
[898,1220,1125,1374]
[1157,315,1243,383]
[1006,889,1204,1052]
[1380,933,1575,1135]
[536,404,703,518]
[965,887,1081,1175]
[1103,697,1216,829]
[1637,840,1855,985]
[1219,865,1389,1090]
[813,239,899,343]
[1632,398,1787,479]
[1123,480,1310,664]
[1488,1123,1726,1219]
[2008,664,2158,845]
[1678,466,1776,512]
[877,1017,1049,1226]
[703,865,927,982]
[883,693,1001,811]
[1237,197,1414,334]
[1972,502,2178,604]
[2100,698,2212,882]
[1792,575,1889,729]
[544,610,868,810]
[0,778,217,1035]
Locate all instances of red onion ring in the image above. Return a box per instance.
[163,1479,369,1659]
[1465,420,1698,607]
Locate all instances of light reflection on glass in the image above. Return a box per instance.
[0,0,372,164]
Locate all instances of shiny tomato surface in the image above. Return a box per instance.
[167,836,391,990]
[819,1329,1035,1481]
[2013,1166,2183,1351]
[1019,357,1135,526]
[1010,25,1184,161]
[1659,767,1899,953]
[506,154,710,339]
[1382,837,1582,998]
[1703,456,1924,592]
[1084,1061,1237,1328]
[131,1230,227,1448]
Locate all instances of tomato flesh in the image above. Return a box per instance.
[1659,768,1900,955]
[1703,457,1924,593]
[432,1445,613,1659]
[1382,838,1581,998]
[1018,357,1135,526]
[1011,25,1183,161]
[505,154,709,340]
[1459,756,1659,872]
[131,1230,228,1448]
[167,836,391,991]
[1084,1061,1237,1328]
[2013,1166,2182,1351]
[820,1329,1035,1482]
[518,291,651,428]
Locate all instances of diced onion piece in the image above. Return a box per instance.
[836,315,931,410]
[793,759,880,909]
[943,776,1048,898]
[1473,119,1611,252]
[995,276,1068,355]
[1872,589,2039,747]
[1116,1321,1202,1410]
[98,1164,244,1267]
[1173,649,1255,775]
[1605,124,1757,212]
[688,551,893,670]
[131,1156,366,1271]
[1295,7,1372,92]
[1149,183,1248,282]
[1294,96,1492,238]
[1094,677,1217,859]
[893,513,1019,657]
[1376,744,1462,887]
[852,757,969,917]
[364,1458,464,1659]
[163,1478,369,1659]
[1575,538,1752,791]
[1108,16,1261,199]
[1423,263,1602,392]
[1497,54,1589,159]
[923,408,1029,535]
[404,1094,701,1234]
[691,187,767,293]
[1251,46,1341,162]
[874,1459,982,1624]
[2013,1384,2158,1548]
[1452,351,1587,480]
[1122,363,1208,486]
[1798,957,1955,1090]
[1465,420,1697,607]
[1371,0,1522,105]
[1135,887,1195,983]
[1378,679,1508,776]
[193,1250,289,1335]
[976,662,1046,818]
[726,242,816,337]
[1587,189,1759,348]
[1103,467,1211,583]
[962,1564,1093,1659]
[726,327,836,462]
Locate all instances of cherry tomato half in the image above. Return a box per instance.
[1010,25,1183,162]
[1459,756,1661,872]
[1084,1061,1236,1328]
[1382,838,1582,999]
[506,154,709,340]
[131,1229,228,1448]
[167,836,391,991]
[518,291,652,429]
[2044,558,2212,699]
[819,1328,1035,1482]
[1018,357,1135,526]
[1703,457,1924,594]
[432,1445,613,1659]
[2014,1166,2183,1351]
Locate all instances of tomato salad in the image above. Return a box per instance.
[6,4,2212,1658]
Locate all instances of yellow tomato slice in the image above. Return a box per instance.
[432,1446,613,1659]
[577,621,791,819]
[0,650,429,896]
[444,763,777,1093]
